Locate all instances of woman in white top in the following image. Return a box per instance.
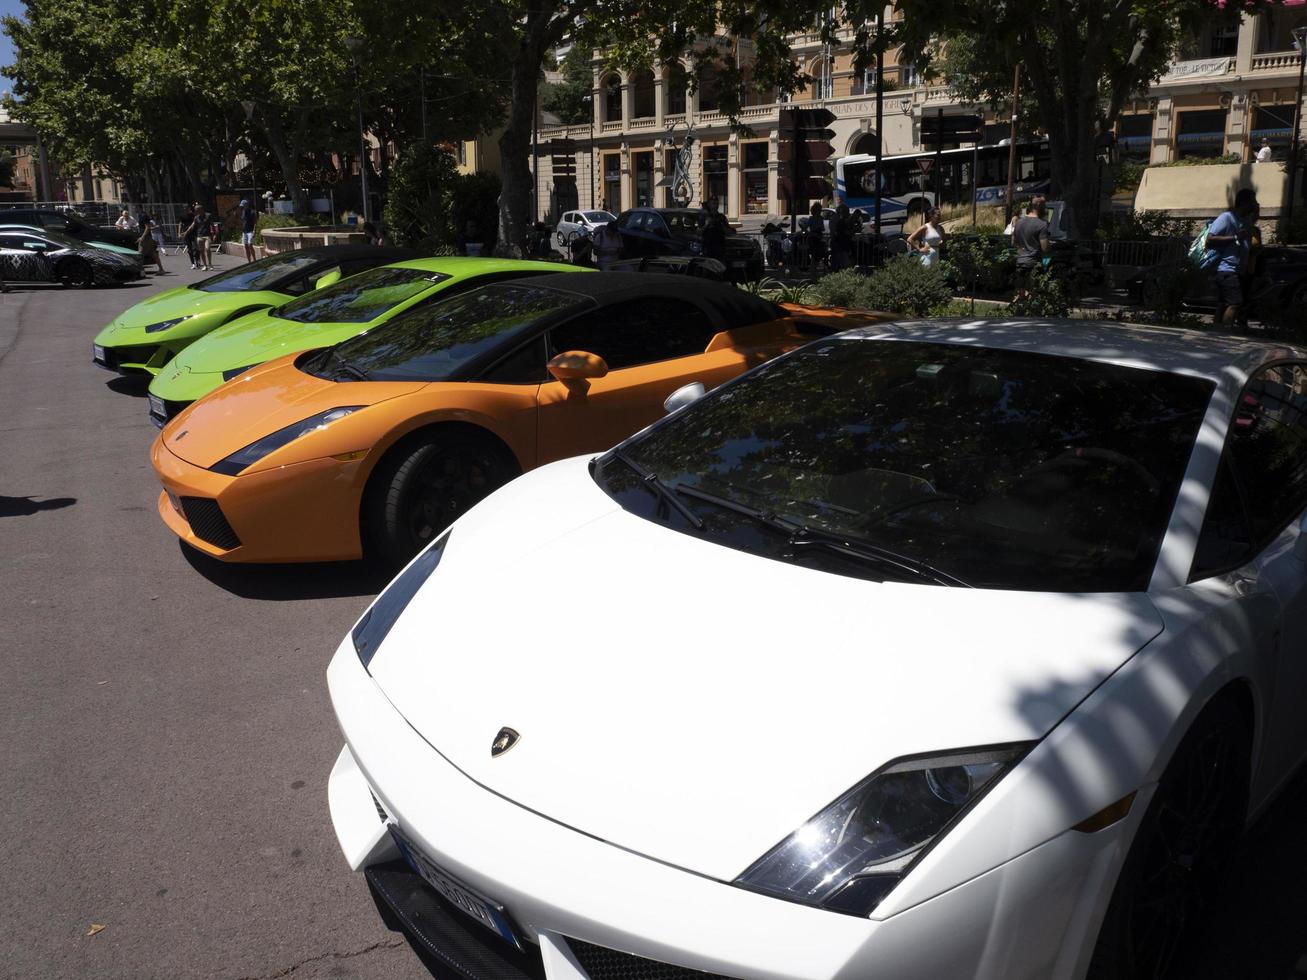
[907,207,946,268]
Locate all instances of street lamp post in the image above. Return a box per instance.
[240,101,259,216]
[1285,26,1307,231]
[344,37,371,223]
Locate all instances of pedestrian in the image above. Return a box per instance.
[189,203,213,270]
[805,202,826,271]
[1011,196,1052,302]
[1238,203,1263,332]
[180,204,200,269]
[138,216,165,275]
[829,203,856,271]
[699,196,728,262]
[115,209,137,231]
[151,214,166,257]
[1204,187,1259,330]
[234,199,257,262]
[907,206,946,269]
[592,220,623,271]
[762,220,784,269]
[1256,139,1273,163]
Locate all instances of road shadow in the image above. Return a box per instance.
[179,542,389,601]
[104,374,150,397]
[0,495,76,517]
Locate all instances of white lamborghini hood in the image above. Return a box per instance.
[367,456,1164,882]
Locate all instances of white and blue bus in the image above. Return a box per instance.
[835,140,1054,225]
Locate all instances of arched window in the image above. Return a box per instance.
[665,62,688,115]
[602,74,623,123]
[698,63,722,113]
[632,70,655,119]
[809,57,835,100]
[851,131,879,157]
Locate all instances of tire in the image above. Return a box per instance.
[365,432,518,569]
[1088,695,1250,980]
[58,258,94,288]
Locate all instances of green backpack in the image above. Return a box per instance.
[1188,222,1219,271]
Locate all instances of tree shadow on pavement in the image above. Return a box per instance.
[104,375,150,397]
[179,542,390,601]
[0,495,76,517]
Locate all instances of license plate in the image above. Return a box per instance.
[389,827,520,948]
[148,394,166,419]
[93,344,107,364]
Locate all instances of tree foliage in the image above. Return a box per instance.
[541,46,594,126]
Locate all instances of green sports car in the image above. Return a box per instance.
[92,244,411,376]
[144,256,582,426]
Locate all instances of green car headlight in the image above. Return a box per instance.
[209,407,364,476]
[144,316,192,334]
[735,743,1030,917]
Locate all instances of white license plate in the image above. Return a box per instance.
[148,394,166,419]
[390,827,520,948]
[93,344,107,363]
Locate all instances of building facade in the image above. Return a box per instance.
[530,5,1307,222]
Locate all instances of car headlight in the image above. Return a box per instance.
[735,743,1030,916]
[352,534,449,669]
[221,364,257,382]
[144,316,191,334]
[209,406,363,476]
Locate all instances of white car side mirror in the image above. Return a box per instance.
[664,382,706,415]
[1295,512,1307,563]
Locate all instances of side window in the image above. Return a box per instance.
[1226,363,1307,547]
[479,335,548,384]
[614,212,635,230]
[646,215,669,237]
[0,234,24,249]
[1191,457,1255,580]
[549,298,717,370]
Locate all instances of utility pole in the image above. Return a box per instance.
[1286,27,1307,230]
[345,37,370,223]
[1005,65,1021,225]
[874,8,884,239]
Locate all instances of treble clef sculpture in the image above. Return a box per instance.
[657,121,697,206]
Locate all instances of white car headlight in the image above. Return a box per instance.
[735,744,1030,916]
[144,316,192,334]
[351,534,449,669]
[209,406,363,475]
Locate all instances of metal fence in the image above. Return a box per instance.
[0,201,196,232]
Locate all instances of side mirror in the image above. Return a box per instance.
[1295,512,1307,563]
[664,381,706,415]
[547,350,608,382]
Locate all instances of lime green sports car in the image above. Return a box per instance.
[92,244,410,376]
[144,256,582,426]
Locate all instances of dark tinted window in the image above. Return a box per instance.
[596,340,1214,592]
[273,267,447,324]
[1225,363,1307,545]
[479,336,549,384]
[549,298,715,370]
[1191,458,1255,579]
[321,283,585,382]
[195,251,321,293]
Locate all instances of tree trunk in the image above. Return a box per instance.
[261,112,309,213]
[496,79,536,257]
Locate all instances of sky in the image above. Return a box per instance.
[0,0,19,93]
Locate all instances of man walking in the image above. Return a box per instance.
[180,204,200,269]
[235,199,257,262]
[1205,187,1258,329]
[699,196,728,263]
[1011,196,1052,302]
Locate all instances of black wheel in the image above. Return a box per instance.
[1089,696,1250,980]
[365,432,517,568]
[58,257,94,288]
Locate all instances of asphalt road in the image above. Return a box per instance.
[2,257,1306,980]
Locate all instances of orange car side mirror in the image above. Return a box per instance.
[548,350,609,382]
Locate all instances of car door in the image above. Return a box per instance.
[615,211,651,258]
[535,297,757,465]
[643,213,678,257]
[0,232,55,282]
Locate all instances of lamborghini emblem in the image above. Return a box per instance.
[491,727,520,757]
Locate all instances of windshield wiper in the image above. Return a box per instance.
[606,450,704,530]
[317,347,371,382]
[672,483,968,587]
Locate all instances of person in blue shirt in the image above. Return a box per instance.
[1206,187,1259,329]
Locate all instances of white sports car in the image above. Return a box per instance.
[327,319,1307,979]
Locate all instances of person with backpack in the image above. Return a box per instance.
[1203,188,1258,329]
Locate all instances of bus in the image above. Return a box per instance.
[835,140,1054,225]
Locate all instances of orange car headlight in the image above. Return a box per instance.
[209,406,364,476]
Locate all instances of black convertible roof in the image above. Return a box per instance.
[273,244,412,263]
[524,272,781,329]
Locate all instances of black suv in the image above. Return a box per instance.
[612,208,763,283]
[0,208,139,249]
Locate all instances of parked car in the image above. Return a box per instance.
[554,209,616,247]
[0,207,138,249]
[92,245,410,376]
[150,272,883,566]
[326,318,1307,980]
[145,256,579,426]
[0,227,142,287]
[611,207,764,282]
[1130,243,1307,320]
[0,222,143,259]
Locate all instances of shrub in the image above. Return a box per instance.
[809,269,869,308]
[227,213,325,245]
[1096,209,1192,241]
[382,146,501,253]
[1008,268,1070,317]
[1158,153,1242,168]
[945,235,1013,293]
[862,255,954,316]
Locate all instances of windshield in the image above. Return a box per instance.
[195,251,320,293]
[596,339,1214,592]
[321,282,587,382]
[22,228,80,249]
[662,210,735,237]
[272,267,449,324]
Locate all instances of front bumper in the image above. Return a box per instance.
[92,340,174,376]
[328,646,1138,980]
[151,437,370,562]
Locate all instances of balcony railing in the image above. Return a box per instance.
[1251,52,1301,72]
[628,116,657,129]
[601,120,623,133]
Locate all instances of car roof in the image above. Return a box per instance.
[383,256,575,276]
[519,271,781,328]
[842,317,1307,392]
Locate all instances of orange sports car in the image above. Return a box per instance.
[151,272,884,566]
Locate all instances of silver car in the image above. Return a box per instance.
[555,209,616,247]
